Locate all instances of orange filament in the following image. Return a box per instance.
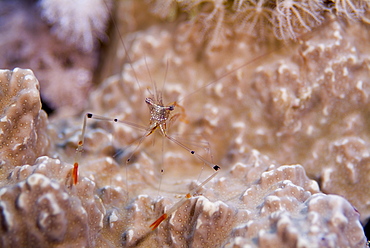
[73,162,79,185]
[149,213,168,230]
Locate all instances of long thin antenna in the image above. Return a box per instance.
[177,47,283,103]
[103,0,142,92]
[161,58,170,99]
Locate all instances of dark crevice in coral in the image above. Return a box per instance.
[0,205,9,232]
[364,219,370,242]
[41,95,55,116]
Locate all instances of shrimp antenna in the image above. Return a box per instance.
[103,0,142,93]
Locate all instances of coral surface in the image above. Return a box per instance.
[0,68,49,184]
[0,0,369,247]
[1,156,105,247]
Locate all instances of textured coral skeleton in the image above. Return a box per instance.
[0,0,369,247]
[0,69,50,184]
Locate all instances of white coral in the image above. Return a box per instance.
[39,0,112,52]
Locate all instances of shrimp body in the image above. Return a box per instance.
[145,97,175,136]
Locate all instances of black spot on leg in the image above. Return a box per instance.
[190,151,195,154]
[114,119,118,122]
[213,165,220,171]
[87,113,93,118]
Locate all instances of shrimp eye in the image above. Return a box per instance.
[169,105,174,111]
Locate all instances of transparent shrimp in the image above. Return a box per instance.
[72,77,222,227]
[71,0,292,233]
[71,81,222,233]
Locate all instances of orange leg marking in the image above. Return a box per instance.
[149,213,168,231]
[73,162,79,185]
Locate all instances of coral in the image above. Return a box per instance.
[315,136,370,222]
[232,0,275,38]
[0,1,98,113]
[179,0,232,50]
[122,193,236,247]
[146,0,178,19]
[49,11,366,243]
[0,174,86,247]
[0,0,369,246]
[39,0,112,53]
[225,159,365,247]
[147,0,370,46]
[0,68,49,184]
[86,1,370,241]
[332,0,368,21]
[273,0,325,40]
[239,19,370,222]
[230,193,366,247]
[1,156,106,247]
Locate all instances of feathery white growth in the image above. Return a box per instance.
[39,0,112,52]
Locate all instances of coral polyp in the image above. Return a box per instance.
[332,0,369,21]
[147,0,370,44]
[273,0,325,40]
[232,0,275,38]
